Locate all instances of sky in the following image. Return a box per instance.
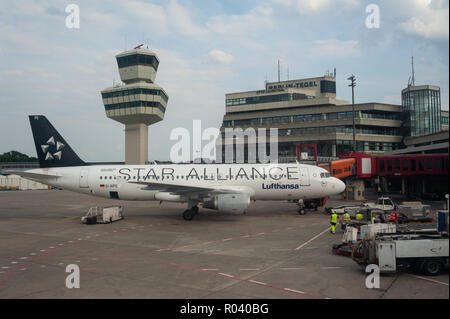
[0,0,448,162]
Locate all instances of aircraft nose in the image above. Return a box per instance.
[336,178,346,194]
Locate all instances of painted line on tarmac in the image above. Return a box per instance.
[410,275,449,286]
[283,288,305,294]
[201,268,219,271]
[294,227,331,250]
[239,268,260,271]
[248,280,267,286]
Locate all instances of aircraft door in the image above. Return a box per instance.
[79,169,89,188]
[299,167,310,186]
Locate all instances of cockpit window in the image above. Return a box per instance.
[320,172,332,178]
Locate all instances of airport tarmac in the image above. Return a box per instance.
[0,190,448,299]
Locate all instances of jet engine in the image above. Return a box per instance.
[202,194,250,214]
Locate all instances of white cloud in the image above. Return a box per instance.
[398,13,448,40]
[208,49,234,64]
[207,5,275,36]
[394,0,449,40]
[167,0,208,37]
[275,0,360,14]
[2,70,25,76]
[122,0,170,35]
[121,0,207,38]
[308,39,360,58]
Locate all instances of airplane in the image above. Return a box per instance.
[8,115,346,220]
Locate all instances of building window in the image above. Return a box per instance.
[394,159,400,171]
[426,158,433,171]
[387,160,392,172]
[418,159,424,171]
[380,160,385,172]
[402,159,408,171]
[320,80,336,94]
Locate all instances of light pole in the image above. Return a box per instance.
[347,75,356,152]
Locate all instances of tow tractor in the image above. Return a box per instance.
[295,197,327,215]
[327,196,395,216]
[81,206,124,224]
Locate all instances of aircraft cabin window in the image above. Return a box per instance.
[100,176,102,180]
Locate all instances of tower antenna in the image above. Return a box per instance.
[278,60,280,82]
[411,56,415,86]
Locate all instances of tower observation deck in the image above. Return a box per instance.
[101,46,168,164]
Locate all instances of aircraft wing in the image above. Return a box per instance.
[129,181,244,196]
[4,170,61,180]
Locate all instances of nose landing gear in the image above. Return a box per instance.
[182,205,199,221]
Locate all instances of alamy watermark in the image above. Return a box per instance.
[365,264,380,289]
[65,4,80,29]
[169,120,279,164]
[65,264,80,289]
[365,4,380,29]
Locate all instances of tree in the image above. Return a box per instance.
[0,151,38,163]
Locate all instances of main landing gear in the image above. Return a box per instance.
[297,199,306,215]
[183,205,199,221]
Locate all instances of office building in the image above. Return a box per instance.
[219,75,448,162]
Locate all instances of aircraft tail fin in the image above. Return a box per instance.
[28,115,86,168]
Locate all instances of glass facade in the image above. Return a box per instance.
[320,80,336,94]
[276,126,400,136]
[102,88,168,103]
[402,87,441,136]
[116,54,159,70]
[226,93,307,107]
[104,101,166,114]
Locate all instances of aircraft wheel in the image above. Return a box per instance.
[298,209,306,215]
[183,209,194,221]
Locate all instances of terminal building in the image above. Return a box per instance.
[219,73,449,163]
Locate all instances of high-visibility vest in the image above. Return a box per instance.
[356,213,363,220]
[343,213,351,221]
[331,213,338,223]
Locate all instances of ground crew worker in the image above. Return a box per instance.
[330,212,338,234]
[341,212,351,230]
[356,211,363,221]
[343,212,351,222]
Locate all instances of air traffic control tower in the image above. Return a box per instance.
[101,46,168,164]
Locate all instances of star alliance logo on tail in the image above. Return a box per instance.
[41,136,65,161]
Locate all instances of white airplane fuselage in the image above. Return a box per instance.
[24,163,345,202]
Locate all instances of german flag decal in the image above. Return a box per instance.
[100,185,105,188]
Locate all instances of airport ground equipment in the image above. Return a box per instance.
[295,197,327,215]
[362,197,395,211]
[81,206,124,224]
[333,223,396,256]
[327,197,432,223]
[351,212,449,275]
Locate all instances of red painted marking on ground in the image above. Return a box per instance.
[411,275,449,286]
